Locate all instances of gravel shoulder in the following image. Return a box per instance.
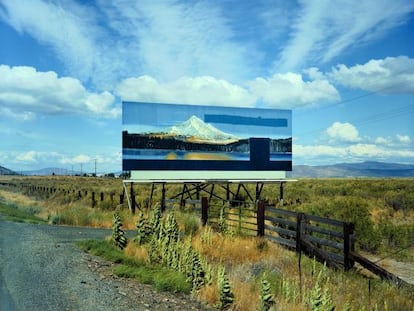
[0,218,213,311]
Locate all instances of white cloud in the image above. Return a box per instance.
[375,136,391,144]
[115,1,250,82]
[63,154,92,164]
[6,149,119,172]
[275,1,414,71]
[294,143,414,164]
[329,56,414,93]
[0,0,100,83]
[248,72,339,108]
[15,151,38,162]
[0,65,119,119]
[116,75,256,107]
[0,0,253,88]
[117,73,340,109]
[294,144,348,158]
[396,134,412,144]
[0,107,36,121]
[326,122,360,143]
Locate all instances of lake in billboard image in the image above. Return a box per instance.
[122,102,292,173]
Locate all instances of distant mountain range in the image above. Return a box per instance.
[21,168,74,176]
[168,115,237,142]
[0,165,17,175]
[288,161,414,178]
[2,162,413,178]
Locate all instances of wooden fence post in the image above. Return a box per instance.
[91,192,96,207]
[201,197,208,226]
[257,200,265,237]
[120,193,124,205]
[100,192,104,201]
[344,222,355,270]
[296,213,305,253]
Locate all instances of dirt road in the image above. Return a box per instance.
[0,219,212,311]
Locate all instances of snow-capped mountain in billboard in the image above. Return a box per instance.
[168,116,238,142]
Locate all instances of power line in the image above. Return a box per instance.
[295,104,414,138]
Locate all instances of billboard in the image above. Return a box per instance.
[122,101,292,180]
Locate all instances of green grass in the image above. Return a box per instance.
[76,239,191,294]
[0,201,47,224]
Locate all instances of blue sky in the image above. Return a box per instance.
[0,0,413,173]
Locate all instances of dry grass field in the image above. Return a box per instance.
[1,175,413,310]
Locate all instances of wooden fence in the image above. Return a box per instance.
[0,181,125,208]
[204,199,411,287]
[261,203,355,270]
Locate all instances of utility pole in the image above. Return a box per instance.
[94,158,97,177]
[80,163,83,176]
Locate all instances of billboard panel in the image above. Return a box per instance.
[123,101,292,179]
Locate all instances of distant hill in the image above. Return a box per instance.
[11,161,414,178]
[0,165,17,175]
[289,161,414,178]
[22,168,73,176]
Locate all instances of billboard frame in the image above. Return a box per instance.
[122,101,292,180]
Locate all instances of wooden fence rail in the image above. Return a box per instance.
[263,204,355,270]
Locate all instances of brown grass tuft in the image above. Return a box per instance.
[197,283,218,307]
[124,242,148,261]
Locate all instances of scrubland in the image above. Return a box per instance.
[1,176,413,310]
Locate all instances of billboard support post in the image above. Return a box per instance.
[201,197,208,226]
[130,182,136,214]
[161,183,166,212]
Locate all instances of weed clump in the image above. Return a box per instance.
[112,212,128,250]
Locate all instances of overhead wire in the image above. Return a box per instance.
[294,68,414,138]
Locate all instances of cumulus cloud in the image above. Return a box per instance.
[375,136,391,145]
[60,154,91,165]
[326,122,360,143]
[329,56,414,93]
[8,149,119,172]
[0,65,119,119]
[116,75,256,107]
[396,134,412,144]
[294,143,414,164]
[116,73,340,109]
[248,72,339,107]
[15,151,38,162]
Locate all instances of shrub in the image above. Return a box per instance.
[327,197,381,252]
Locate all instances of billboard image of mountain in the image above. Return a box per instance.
[122,102,292,172]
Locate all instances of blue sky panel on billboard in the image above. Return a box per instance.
[122,102,292,172]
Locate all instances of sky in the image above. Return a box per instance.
[0,0,413,174]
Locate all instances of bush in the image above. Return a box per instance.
[332,197,381,252]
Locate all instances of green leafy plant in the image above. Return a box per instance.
[219,204,228,233]
[217,266,234,310]
[258,274,276,311]
[135,210,152,245]
[309,270,335,311]
[112,212,128,250]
